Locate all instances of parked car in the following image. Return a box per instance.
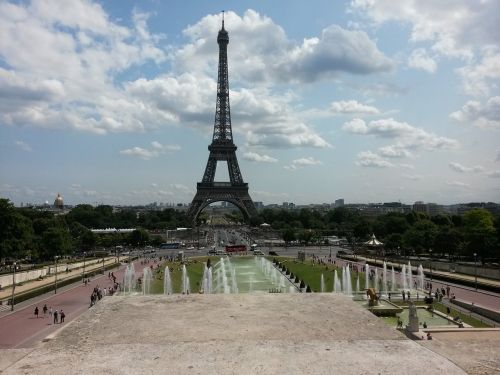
[268,251,278,256]
[253,250,265,256]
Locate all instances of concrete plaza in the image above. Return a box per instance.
[2,293,489,374]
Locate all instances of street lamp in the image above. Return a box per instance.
[429,249,433,282]
[11,262,16,311]
[473,252,478,291]
[82,252,87,283]
[54,256,60,294]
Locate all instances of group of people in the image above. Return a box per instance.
[33,304,65,324]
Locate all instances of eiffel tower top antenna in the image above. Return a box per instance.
[222,10,224,29]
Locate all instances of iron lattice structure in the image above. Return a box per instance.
[187,20,257,222]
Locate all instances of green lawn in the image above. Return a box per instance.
[432,302,492,328]
[148,257,209,294]
[276,257,366,293]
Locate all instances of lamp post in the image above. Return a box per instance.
[82,252,86,283]
[101,255,105,274]
[429,249,433,282]
[54,256,59,294]
[11,262,16,311]
[473,252,478,291]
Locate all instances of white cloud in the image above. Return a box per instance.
[0,0,166,134]
[15,140,32,152]
[355,151,394,168]
[178,10,393,84]
[496,151,500,162]
[457,48,500,96]
[408,48,437,73]
[450,96,500,129]
[487,171,500,178]
[242,152,278,163]
[119,141,180,160]
[399,163,415,170]
[330,100,379,115]
[378,145,412,158]
[351,1,500,95]
[284,157,322,170]
[402,174,423,181]
[448,162,484,173]
[343,118,458,156]
[446,181,470,188]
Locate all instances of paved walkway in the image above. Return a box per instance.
[0,257,123,307]
[0,260,137,348]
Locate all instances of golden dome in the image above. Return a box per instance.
[54,193,64,208]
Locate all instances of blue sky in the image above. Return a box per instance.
[1,0,499,206]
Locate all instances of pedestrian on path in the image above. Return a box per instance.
[60,310,65,323]
[43,304,47,316]
[53,309,58,324]
[49,306,53,319]
[34,306,39,318]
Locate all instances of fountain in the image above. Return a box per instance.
[401,264,407,291]
[365,263,370,290]
[123,263,136,294]
[320,274,325,292]
[333,270,341,293]
[417,264,424,290]
[164,266,172,295]
[142,267,152,295]
[356,275,360,293]
[181,264,190,294]
[382,262,388,295]
[201,264,213,294]
[407,261,413,291]
[391,266,396,291]
[343,266,352,296]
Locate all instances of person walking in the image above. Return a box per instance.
[43,304,48,316]
[34,306,39,318]
[60,310,65,323]
[49,306,53,319]
[53,309,58,324]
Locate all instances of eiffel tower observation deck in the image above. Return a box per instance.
[187,14,257,222]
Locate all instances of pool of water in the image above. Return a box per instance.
[211,256,296,293]
[381,308,457,327]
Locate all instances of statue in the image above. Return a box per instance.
[406,302,419,332]
[366,288,379,306]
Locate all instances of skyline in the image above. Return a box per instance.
[1,0,500,206]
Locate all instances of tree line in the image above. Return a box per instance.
[250,207,499,263]
[1,198,498,263]
[0,199,189,262]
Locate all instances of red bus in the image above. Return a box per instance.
[225,244,247,253]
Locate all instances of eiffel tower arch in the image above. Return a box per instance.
[187,16,257,222]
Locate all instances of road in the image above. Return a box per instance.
[0,261,131,349]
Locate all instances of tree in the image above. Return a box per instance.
[40,227,72,260]
[463,209,497,261]
[0,199,34,260]
[128,228,150,246]
[282,228,296,246]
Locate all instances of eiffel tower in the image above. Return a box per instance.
[187,16,257,222]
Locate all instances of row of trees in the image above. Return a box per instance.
[0,199,188,262]
[1,197,498,263]
[250,207,499,262]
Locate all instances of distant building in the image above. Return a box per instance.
[54,193,64,209]
[335,199,344,208]
[254,201,264,209]
[412,201,427,213]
